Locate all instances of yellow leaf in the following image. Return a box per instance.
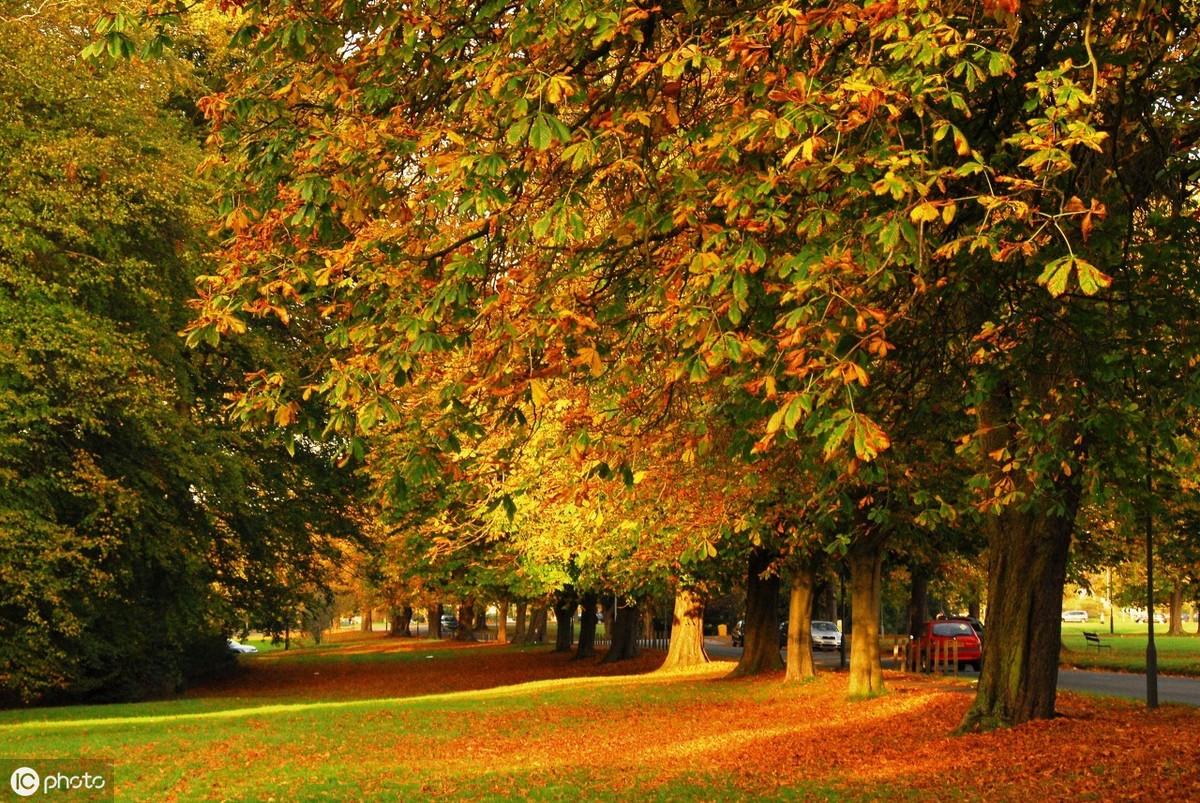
[910,202,939,224]
[954,128,971,156]
[530,378,549,407]
[274,402,297,427]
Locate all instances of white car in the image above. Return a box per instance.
[1061,610,1088,623]
[227,639,259,654]
[810,620,842,650]
[1131,611,1167,624]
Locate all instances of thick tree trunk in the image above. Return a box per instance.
[496,600,509,644]
[527,606,548,644]
[473,607,488,631]
[388,606,413,637]
[815,578,836,621]
[553,587,577,652]
[575,592,598,659]
[642,608,655,641]
[513,601,528,643]
[907,565,929,638]
[731,547,784,676]
[1168,582,1184,636]
[785,567,816,682]
[847,536,885,698]
[960,502,1079,732]
[455,599,476,641]
[968,599,981,621]
[427,605,441,639]
[554,607,575,651]
[661,589,709,669]
[602,603,615,639]
[360,608,373,632]
[389,607,404,636]
[601,601,640,663]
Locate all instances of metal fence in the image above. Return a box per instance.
[593,636,670,651]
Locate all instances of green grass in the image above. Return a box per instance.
[0,657,801,800]
[1,634,1196,800]
[1060,620,1200,675]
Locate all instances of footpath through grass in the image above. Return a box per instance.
[1060,620,1200,676]
[2,631,1199,800]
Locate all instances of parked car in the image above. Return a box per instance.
[919,620,982,671]
[227,639,258,654]
[945,616,984,639]
[1131,610,1167,624]
[1062,610,1089,623]
[810,620,842,651]
[776,620,842,650]
[440,614,459,631]
[731,620,745,647]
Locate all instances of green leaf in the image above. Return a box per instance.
[1075,258,1112,295]
[783,395,804,432]
[529,114,554,150]
[822,419,851,456]
[506,117,531,146]
[1036,256,1074,297]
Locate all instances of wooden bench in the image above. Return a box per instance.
[1083,631,1111,651]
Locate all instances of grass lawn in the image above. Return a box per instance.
[1060,620,1200,676]
[2,632,1198,800]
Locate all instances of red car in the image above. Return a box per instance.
[919,620,982,671]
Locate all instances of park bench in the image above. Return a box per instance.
[1083,631,1111,651]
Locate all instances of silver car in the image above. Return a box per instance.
[811,620,842,650]
[227,639,259,654]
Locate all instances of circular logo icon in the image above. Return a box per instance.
[10,767,39,797]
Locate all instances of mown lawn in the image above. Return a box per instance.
[1060,621,1200,676]
[2,632,1198,801]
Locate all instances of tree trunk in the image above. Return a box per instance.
[731,546,784,676]
[847,536,885,698]
[427,605,441,639]
[785,566,816,682]
[527,606,548,644]
[968,599,981,621]
[815,578,836,621]
[601,601,640,663]
[553,610,574,651]
[554,587,576,652]
[642,607,655,641]
[1168,582,1184,636]
[907,565,929,638]
[389,607,403,636]
[513,601,528,643]
[960,501,1079,732]
[473,607,488,631]
[360,608,373,632]
[661,589,709,669]
[455,599,476,641]
[602,602,615,639]
[496,600,509,644]
[575,592,598,659]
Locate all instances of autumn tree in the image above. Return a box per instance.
[111,0,1200,728]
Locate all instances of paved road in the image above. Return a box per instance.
[703,639,1200,706]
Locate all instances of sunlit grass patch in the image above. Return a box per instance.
[1,639,1197,800]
